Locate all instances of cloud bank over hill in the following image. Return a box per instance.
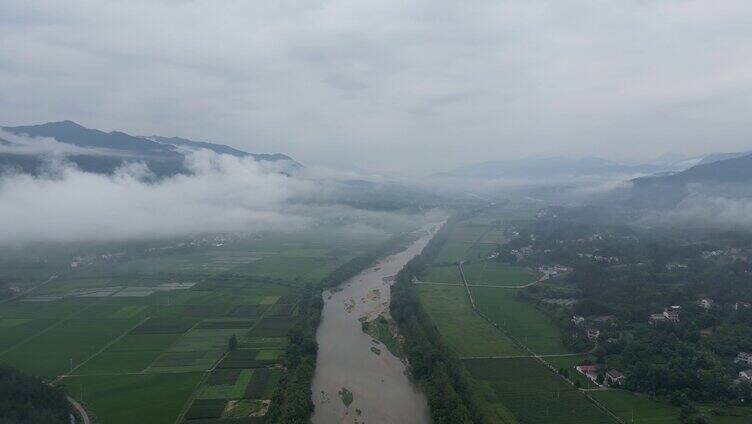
[650,194,752,230]
[0,136,443,244]
[0,150,313,244]
[0,129,120,157]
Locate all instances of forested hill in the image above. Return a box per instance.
[0,120,299,176]
[633,153,752,187]
[0,365,71,423]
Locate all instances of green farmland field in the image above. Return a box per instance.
[449,224,490,243]
[61,372,203,424]
[463,243,496,261]
[0,224,396,422]
[464,357,617,424]
[424,265,461,283]
[197,369,253,400]
[590,390,752,424]
[462,261,534,286]
[433,241,471,264]
[590,390,681,424]
[417,284,522,356]
[77,333,184,374]
[471,286,569,355]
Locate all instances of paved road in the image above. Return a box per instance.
[67,396,90,424]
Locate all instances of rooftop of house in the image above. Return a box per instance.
[576,365,599,374]
[607,369,624,379]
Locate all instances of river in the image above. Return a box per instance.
[310,222,441,424]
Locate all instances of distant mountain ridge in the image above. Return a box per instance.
[442,149,752,183]
[441,156,666,179]
[0,120,298,176]
[145,135,295,163]
[697,151,752,166]
[633,152,752,187]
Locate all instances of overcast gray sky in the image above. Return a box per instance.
[1,1,751,174]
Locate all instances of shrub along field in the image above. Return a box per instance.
[0,225,391,423]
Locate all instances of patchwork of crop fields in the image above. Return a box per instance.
[415,205,752,424]
[0,227,386,423]
[416,206,618,423]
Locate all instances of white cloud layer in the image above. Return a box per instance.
[660,195,752,230]
[0,137,445,245]
[0,150,314,244]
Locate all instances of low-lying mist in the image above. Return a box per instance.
[0,147,444,245]
[642,192,752,230]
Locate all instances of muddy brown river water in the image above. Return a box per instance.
[310,222,442,424]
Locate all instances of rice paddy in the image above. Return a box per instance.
[0,226,387,423]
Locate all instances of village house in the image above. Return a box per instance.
[605,369,626,387]
[697,299,714,310]
[736,352,752,366]
[739,369,752,381]
[586,328,600,342]
[666,262,688,271]
[592,315,617,326]
[649,313,666,324]
[575,365,600,385]
[593,255,620,264]
[702,250,725,259]
[649,306,680,324]
[733,302,752,311]
[539,265,572,276]
[663,306,681,323]
[571,315,585,326]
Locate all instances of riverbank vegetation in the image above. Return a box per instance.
[267,235,410,423]
[391,216,494,424]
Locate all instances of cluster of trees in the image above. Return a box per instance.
[0,365,71,424]
[508,210,752,406]
[391,218,494,424]
[265,283,320,424]
[266,236,409,423]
